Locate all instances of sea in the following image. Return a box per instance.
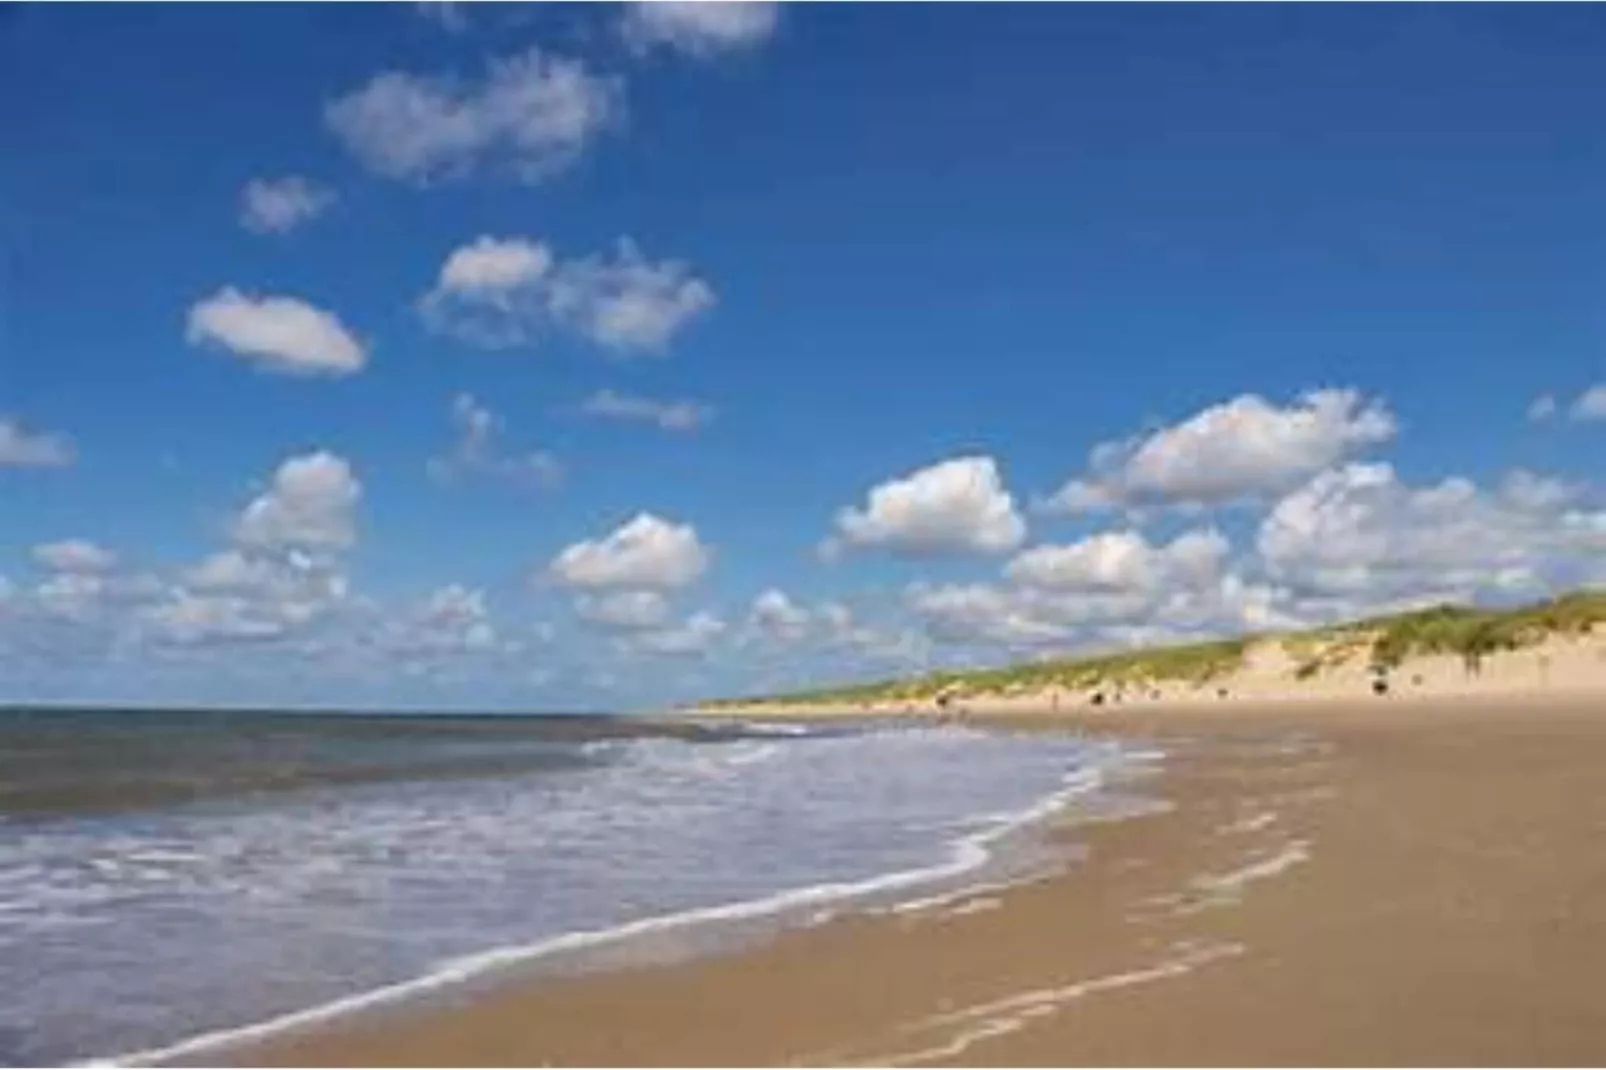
[0,707,1147,1066]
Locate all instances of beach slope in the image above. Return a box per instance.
[225,694,1606,1067]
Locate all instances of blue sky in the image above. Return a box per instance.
[3,2,1604,711]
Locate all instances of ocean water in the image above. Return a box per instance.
[0,708,1136,1066]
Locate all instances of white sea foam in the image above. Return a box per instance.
[1193,839,1310,897]
[815,940,1244,1066]
[83,730,1132,1068]
[941,896,1002,918]
[1217,809,1279,835]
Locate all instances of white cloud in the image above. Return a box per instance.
[325,47,620,185]
[1257,462,1604,602]
[546,240,716,352]
[1572,384,1606,421]
[429,393,564,489]
[32,539,117,574]
[388,584,498,655]
[580,388,714,432]
[747,587,810,641]
[233,451,361,552]
[438,235,555,294]
[626,610,726,657]
[143,547,350,648]
[239,176,335,234]
[1045,388,1396,513]
[575,589,671,630]
[187,288,367,377]
[183,548,347,602]
[1528,394,1558,422]
[907,583,1073,648]
[622,1,780,57]
[140,593,291,645]
[831,455,1026,557]
[1005,529,1229,594]
[414,1,465,30]
[907,522,1300,654]
[0,417,75,468]
[30,569,164,625]
[422,235,715,354]
[183,549,283,594]
[549,513,710,590]
[907,462,1604,657]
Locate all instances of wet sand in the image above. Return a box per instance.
[223,694,1606,1067]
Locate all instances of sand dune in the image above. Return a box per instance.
[697,629,1606,719]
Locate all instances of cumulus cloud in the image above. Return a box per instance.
[4,452,368,655]
[325,47,620,185]
[1045,389,1396,513]
[0,417,75,468]
[1573,385,1606,421]
[906,583,1074,648]
[32,539,117,574]
[145,547,350,648]
[421,235,715,353]
[910,455,1606,659]
[580,388,714,431]
[1532,386,1606,423]
[233,451,361,552]
[625,610,726,656]
[187,288,367,377]
[1004,529,1229,594]
[621,1,780,57]
[747,587,811,641]
[429,393,564,489]
[436,235,555,295]
[830,455,1026,557]
[139,593,294,646]
[29,569,164,625]
[549,513,710,590]
[1257,462,1605,602]
[239,176,335,234]
[907,523,1290,654]
[384,584,499,656]
[575,589,671,630]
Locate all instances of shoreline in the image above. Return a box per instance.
[121,723,1137,1068]
[223,691,1606,1066]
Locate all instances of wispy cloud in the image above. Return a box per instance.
[421,235,715,354]
[239,176,335,234]
[325,48,620,185]
[428,394,564,490]
[580,389,714,432]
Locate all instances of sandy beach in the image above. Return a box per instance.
[218,690,1606,1067]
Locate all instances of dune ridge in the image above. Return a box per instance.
[695,590,1606,717]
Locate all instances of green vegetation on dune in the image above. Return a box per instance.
[697,589,1606,710]
[1358,590,1606,671]
[700,636,1251,709]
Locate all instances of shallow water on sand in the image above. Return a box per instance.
[0,708,1128,1065]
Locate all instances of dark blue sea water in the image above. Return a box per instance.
[0,708,1132,1065]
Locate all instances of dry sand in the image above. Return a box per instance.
[219,691,1606,1067]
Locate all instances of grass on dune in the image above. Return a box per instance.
[698,589,1606,710]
